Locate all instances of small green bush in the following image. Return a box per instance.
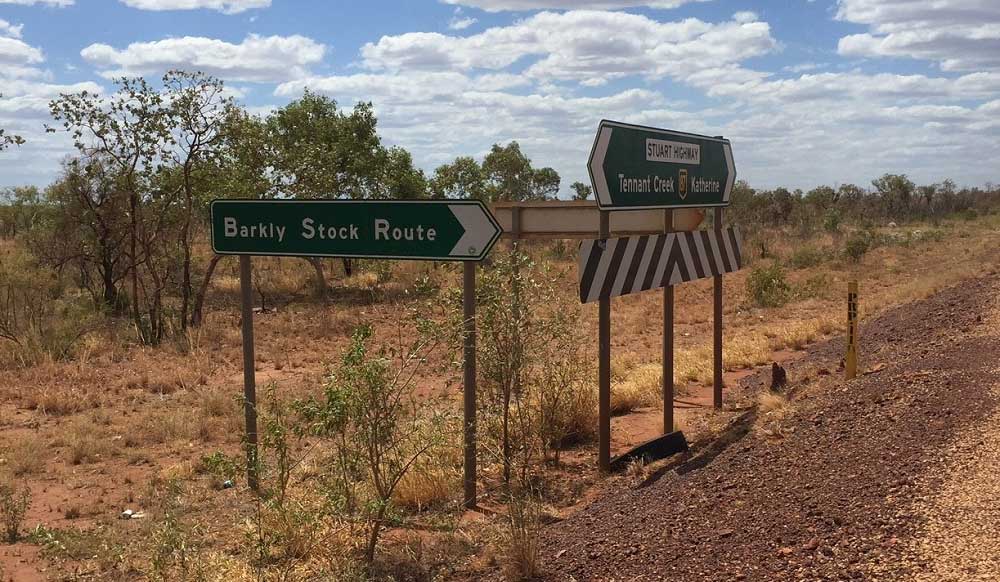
[795,273,831,300]
[822,208,842,233]
[843,230,874,262]
[0,480,30,543]
[746,263,791,308]
[788,246,827,269]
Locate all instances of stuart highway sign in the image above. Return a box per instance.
[211,199,502,261]
[588,120,736,210]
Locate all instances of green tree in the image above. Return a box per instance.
[804,185,837,209]
[430,156,485,199]
[570,181,592,200]
[482,142,560,202]
[49,76,173,343]
[872,173,915,218]
[163,70,232,331]
[381,146,428,199]
[31,157,129,308]
[267,90,385,200]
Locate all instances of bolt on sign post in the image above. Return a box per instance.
[663,209,674,435]
[713,207,724,409]
[846,281,859,379]
[211,199,501,501]
[586,120,736,471]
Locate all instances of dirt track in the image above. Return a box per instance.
[536,270,1000,581]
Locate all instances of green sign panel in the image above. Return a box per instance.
[588,120,736,210]
[211,199,502,261]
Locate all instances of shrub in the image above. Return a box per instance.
[0,245,100,366]
[297,324,450,569]
[795,273,831,300]
[536,341,597,460]
[788,246,827,269]
[843,229,875,262]
[0,479,30,543]
[746,263,791,308]
[822,208,842,233]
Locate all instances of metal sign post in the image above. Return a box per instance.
[462,263,477,508]
[239,255,259,491]
[598,210,612,473]
[663,209,674,434]
[713,207,724,409]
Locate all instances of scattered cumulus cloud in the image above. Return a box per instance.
[836,0,1000,71]
[0,0,73,6]
[80,34,326,82]
[362,10,778,87]
[441,0,707,11]
[449,16,478,30]
[0,19,24,39]
[118,0,270,14]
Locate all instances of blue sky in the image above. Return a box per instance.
[1,0,998,195]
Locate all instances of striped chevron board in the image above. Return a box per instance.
[578,228,743,304]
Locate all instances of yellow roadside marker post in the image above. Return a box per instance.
[846,281,859,379]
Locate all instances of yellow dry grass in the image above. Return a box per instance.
[392,466,459,512]
[610,363,661,415]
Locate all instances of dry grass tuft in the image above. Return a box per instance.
[61,422,117,465]
[23,386,93,416]
[392,466,458,512]
[610,363,661,415]
[3,433,48,476]
[757,390,792,420]
[502,497,541,582]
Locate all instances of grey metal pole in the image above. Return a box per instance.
[663,209,674,434]
[462,261,477,509]
[713,208,724,409]
[239,255,259,491]
[598,210,611,472]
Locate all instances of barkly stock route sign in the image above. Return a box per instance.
[588,119,736,210]
[211,199,501,261]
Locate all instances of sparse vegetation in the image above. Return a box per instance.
[0,66,998,581]
[0,479,30,543]
[746,262,791,308]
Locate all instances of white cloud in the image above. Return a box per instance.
[782,62,825,73]
[119,0,269,14]
[0,19,24,38]
[449,16,477,30]
[362,10,778,86]
[0,0,73,5]
[81,34,325,82]
[0,35,44,67]
[442,0,706,10]
[836,0,1000,71]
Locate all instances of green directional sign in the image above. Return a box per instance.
[588,120,736,210]
[211,199,502,261]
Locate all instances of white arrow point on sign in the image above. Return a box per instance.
[590,126,613,206]
[723,142,735,202]
[449,205,497,258]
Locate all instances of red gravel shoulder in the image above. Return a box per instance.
[535,273,1000,581]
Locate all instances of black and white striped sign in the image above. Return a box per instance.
[578,228,743,303]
